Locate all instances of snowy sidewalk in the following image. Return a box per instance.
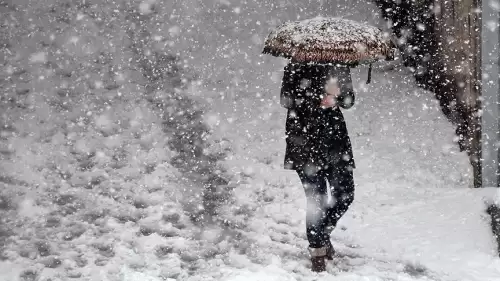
[205,66,500,280]
[1,0,499,280]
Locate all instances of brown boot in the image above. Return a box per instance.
[308,247,326,272]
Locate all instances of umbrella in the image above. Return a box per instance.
[262,17,395,65]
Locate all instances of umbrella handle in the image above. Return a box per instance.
[366,63,372,84]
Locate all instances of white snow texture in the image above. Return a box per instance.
[0,0,499,281]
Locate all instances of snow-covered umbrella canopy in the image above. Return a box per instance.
[262,17,396,65]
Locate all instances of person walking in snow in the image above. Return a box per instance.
[280,60,356,272]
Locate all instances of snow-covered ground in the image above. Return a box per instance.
[206,65,500,280]
[1,0,500,280]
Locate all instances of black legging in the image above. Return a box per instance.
[297,166,354,248]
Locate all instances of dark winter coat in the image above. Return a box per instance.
[280,62,355,172]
